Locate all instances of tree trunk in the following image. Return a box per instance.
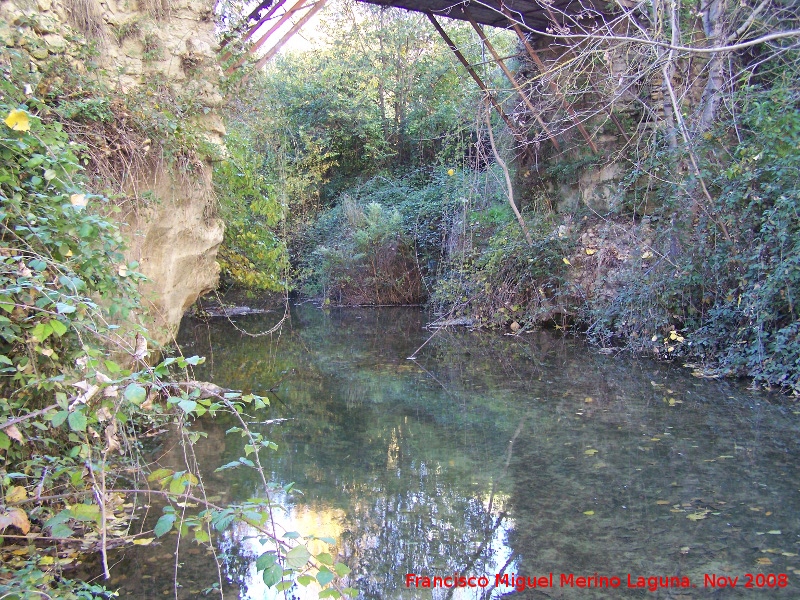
[698,0,727,131]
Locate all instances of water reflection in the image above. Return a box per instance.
[99,306,799,599]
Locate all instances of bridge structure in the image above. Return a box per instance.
[222,0,608,152]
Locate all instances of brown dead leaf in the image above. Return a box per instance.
[3,425,24,444]
[96,406,113,422]
[133,333,148,361]
[0,508,31,534]
[104,424,122,455]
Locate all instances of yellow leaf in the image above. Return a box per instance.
[584,397,593,403]
[563,257,571,265]
[585,248,597,255]
[656,500,670,505]
[447,169,455,176]
[670,331,678,340]
[583,510,595,516]
[781,552,797,557]
[38,556,55,565]
[756,557,773,566]
[118,264,128,277]
[767,530,782,535]
[641,250,653,259]
[70,194,88,207]
[4,109,30,132]
[584,449,598,455]
[687,511,708,521]
[133,537,155,545]
[7,486,27,503]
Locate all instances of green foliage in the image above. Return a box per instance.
[0,105,142,403]
[0,99,149,597]
[214,125,289,291]
[120,73,222,172]
[110,17,142,46]
[432,215,572,329]
[228,2,506,208]
[585,81,800,392]
[0,561,115,599]
[301,195,422,305]
[293,169,477,304]
[4,35,220,192]
[141,32,163,62]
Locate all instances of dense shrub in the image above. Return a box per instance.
[431,215,573,328]
[585,82,800,392]
[300,196,423,305]
[0,95,142,598]
[214,126,290,291]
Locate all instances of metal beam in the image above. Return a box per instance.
[503,9,597,153]
[225,0,314,74]
[426,13,519,136]
[220,0,288,59]
[249,0,328,72]
[467,13,560,151]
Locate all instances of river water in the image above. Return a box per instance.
[99,306,800,598]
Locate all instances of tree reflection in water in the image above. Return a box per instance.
[97,306,799,599]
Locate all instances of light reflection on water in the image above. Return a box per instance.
[98,306,800,599]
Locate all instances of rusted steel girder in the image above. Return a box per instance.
[426,13,521,138]
[467,12,560,151]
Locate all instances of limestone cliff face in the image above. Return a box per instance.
[0,0,225,345]
[125,167,224,345]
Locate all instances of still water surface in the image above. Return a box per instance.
[104,306,799,598]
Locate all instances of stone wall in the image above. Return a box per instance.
[0,0,225,346]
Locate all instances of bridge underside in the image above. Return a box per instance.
[357,0,595,32]
[244,0,602,37]
[231,0,607,151]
